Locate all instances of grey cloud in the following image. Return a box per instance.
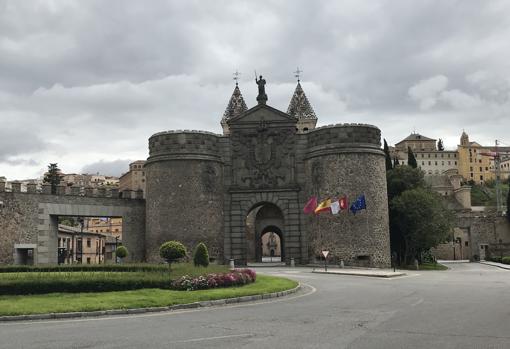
[81,159,133,177]
[0,128,48,162]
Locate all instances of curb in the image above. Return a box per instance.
[480,261,510,270]
[0,284,301,323]
[311,270,406,278]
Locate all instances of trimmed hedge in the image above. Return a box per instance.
[0,272,172,295]
[193,243,209,268]
[502,256,510,265]
[0,264,169,273]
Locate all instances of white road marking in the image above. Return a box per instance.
[173,333,253,343]
[1,284,317,326]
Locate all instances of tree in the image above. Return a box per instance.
[193,242,210,267]
[159,241,187,270]
[390,188,454,264]
[507,188,510,223]
[393,157,400,167]
[115,246,128,263]
[383,139,393,171]
[386,165,425,200]
[437,138,445,151]
[407,147,418,168]
[43,163,63,195]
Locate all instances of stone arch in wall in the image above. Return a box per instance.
[245,202,285,263]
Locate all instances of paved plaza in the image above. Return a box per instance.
[1,263,509,349]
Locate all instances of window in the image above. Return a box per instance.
[435,161,438,165]
[479,167,482,172]
[470,167,473,171]
[480,175,483,180]
[441,161,444,166]
[465,241,469,247]
[470,173,473,178]
[87,257,91,264]
[428,161,431,165]
[441,154,444,158]
[479,159,482,163]
[448,161,451,165]
[485,167,488,171]
[455,161,457,165]
[435,154,437,158]
[422,161,425,165]
[87,238,91,248]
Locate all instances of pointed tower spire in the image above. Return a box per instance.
[287,71,317,133]
[221,71,248,135]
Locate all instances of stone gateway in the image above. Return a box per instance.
[145,78,390,267]
[0,78,391,267]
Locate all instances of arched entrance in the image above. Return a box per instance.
[245,203,285,263]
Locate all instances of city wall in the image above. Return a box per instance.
[0,183,145,264]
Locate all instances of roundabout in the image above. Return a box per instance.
[1,263,510,349]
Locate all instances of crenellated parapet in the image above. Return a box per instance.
[147,130,223,164]
[305,123,382,159]
[0,180,142,200]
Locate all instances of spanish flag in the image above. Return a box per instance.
[314,198,332,214]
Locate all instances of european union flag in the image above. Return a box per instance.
[350,195,366,215]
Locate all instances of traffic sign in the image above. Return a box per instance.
[322,250,329,258]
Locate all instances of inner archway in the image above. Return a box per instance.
[260,226,282,262]
[245,203,285,263]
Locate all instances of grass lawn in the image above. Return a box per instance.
[0,275,298,316]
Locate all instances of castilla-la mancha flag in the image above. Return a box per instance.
[303,196,318,214]
[339,196,348,211]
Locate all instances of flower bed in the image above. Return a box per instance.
[171,269,256,291]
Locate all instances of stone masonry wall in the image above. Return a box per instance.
[0,190,145,264]
[145,131,224,262]
[303,124,391,267]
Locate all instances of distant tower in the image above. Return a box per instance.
[460,130,469,146]
[287,68,317,133]
[221,71,248,135]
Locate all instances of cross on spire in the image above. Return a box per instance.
[233,70,241,85]
[294,67,303,82]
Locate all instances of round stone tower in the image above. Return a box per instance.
[303,124,390,267]
[144,130,224,262]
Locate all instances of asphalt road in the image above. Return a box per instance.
[1,263,510,349]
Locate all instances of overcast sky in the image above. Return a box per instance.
[1,0,510,180]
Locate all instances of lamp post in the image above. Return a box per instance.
[115,236,119,264]
[77,217,84,264]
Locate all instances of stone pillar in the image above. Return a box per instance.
[110,188,119,198]
[26,183,37,193]
[84,187,94,197]
[71,186,81,196]
[135,189,144,199]
[0,181,5,192]
[56,184,66,195]
[97,187,106,197]
[11,181,21,192]
[42,183,52,194]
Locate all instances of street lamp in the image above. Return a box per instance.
[77,217,84,264]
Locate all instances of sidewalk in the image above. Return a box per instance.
[312,267,406,278]
[480,261,510,270]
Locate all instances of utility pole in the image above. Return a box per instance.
[494,140,503,214]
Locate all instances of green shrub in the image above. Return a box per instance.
[115,246,128,260]
[490,256,502,263]
[502,256,510,265]
[159,241,187,268]
[0,264,169,273]
[193,242,210,267]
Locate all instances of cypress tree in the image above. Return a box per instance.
[507,188,510,223]
[383,139,393,171]
[407,147,418,168]
[43,163,63,195]
[394,157,400,166]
